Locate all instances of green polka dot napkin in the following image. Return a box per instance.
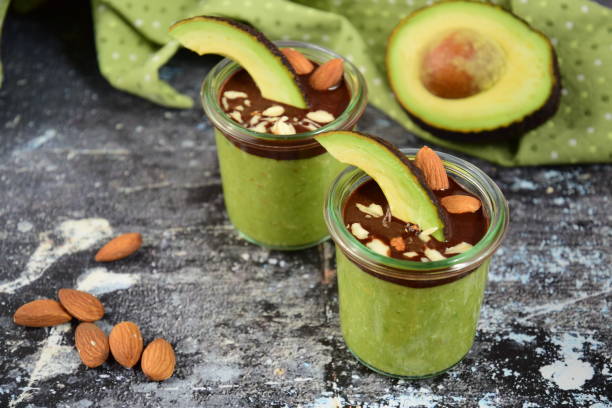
[6,0,612,165]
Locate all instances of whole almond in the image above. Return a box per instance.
[309,58,344,91]
[441,195,482,214]
[58,288,105,322]
[95,232,142,262]
[13,299,72,327]
[75,322,109,368]
[281,48,314,75]
[141,338,176,381]
[414,146,449,190]
[109,321,143,368]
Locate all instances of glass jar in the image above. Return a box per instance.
[201,41,367,250]
[324,148,509,378]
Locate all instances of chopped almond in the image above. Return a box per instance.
[418,227,438,243]
[366,239,390,256]
[262,105,285,117]
[424,248,446,261]
[306,110,335,124]
[445,242,474,255]
[390,237,406,251]
[356,203,384,218]
[229,111,243,123]
[223,90,248,99]
[350,223,369,240]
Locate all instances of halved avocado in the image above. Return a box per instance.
[169,16,308,109]
[386,1,560,142]
[315,131,447,241]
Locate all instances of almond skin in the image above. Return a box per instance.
[58,289,105,322]
[390,237,406,252]
[75,322,109,368]
[414,146,449,190]
[95,232,142,262]
[13,299,72,327]
[141,338,176,381]
[441,195,482,214]
[109,321,144,368]
[309,58,344,91]
[281,48,314,75]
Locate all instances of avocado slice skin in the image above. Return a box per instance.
[169,16,309,109]
[316,131,448,241]
[386,1,561,142]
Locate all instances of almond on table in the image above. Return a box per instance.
[95,232,142,262]
[109,321,144,368]
[141,338,176,382]
[75,322,110,368]
[13,299,72,327]
[58,288,105,322]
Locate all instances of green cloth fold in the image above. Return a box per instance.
[5,0,612,165]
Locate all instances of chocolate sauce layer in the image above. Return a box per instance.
[343,177,488,261]
[220,65,350,134]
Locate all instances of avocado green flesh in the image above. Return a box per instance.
[316,131,445,241]
[387,1,557,133]
[169,17,307,109]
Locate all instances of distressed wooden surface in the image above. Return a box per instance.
[0,3,610,407]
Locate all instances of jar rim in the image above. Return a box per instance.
[324,148,509,282]
[200,40,368,147]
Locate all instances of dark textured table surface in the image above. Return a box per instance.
[1,3,611,408]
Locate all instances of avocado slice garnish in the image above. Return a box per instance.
[386,0,560,142]
[169,16,308,109]
[316,131,447,242]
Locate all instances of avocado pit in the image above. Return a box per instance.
[420,29,506,99]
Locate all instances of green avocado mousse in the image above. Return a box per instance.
[171,16,367,249]
[317,131,509,378]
